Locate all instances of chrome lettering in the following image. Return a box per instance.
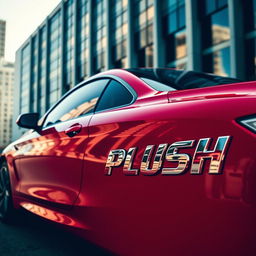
[140,144,168,175]
[162,140,194,175]
[190,136,231,174]
[123,147,139,175]
[105,136,231,176]
[105,149,126,175]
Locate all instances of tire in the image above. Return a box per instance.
[0,162,15,222]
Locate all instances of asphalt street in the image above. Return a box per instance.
[0,210,112,256]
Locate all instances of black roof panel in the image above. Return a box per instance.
[126,68,242,91]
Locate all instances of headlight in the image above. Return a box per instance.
[239,116,256,133]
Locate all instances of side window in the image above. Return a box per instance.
[43,79,109,127]
[96,80,134,112]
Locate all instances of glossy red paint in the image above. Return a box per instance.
[1,69,256,256]
[14,115,92,205]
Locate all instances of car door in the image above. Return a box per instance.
[15,79,109,206]
[80,78,150,203]
[78,78,186,252]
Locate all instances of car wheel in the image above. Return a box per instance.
[0,162,14,222]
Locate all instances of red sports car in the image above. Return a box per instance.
[1,68,256,255]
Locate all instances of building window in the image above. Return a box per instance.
[49,11,61,107]
[163,0,187,69]
[244,0,256,80]
[203,47,230,77]
[92,0,106,73]
[77,0,89,81]
[64,0,75,88]
[20,44,30,114]
[134,0,154,67]
[31,35,38,112]
[39,26,47,116]
[245,38,256,81]
[244,0,256,32]
[111,0,128,68]
[201,0,231,76]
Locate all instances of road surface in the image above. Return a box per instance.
[0,210,112,256]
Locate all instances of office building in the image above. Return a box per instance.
[0,20,6,58]
[0,59,14,150]
[13,0,256,139]
[0,19,14,150]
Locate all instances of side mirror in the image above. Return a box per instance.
[16,113,40,131]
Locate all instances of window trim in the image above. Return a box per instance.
[40,78,110,129]
[39,75,137,129]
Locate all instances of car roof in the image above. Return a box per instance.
[125,68,242,91]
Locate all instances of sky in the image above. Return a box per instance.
[0,0,61,62]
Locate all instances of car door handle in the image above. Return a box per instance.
[65,124,82,137]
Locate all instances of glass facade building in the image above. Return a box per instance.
[13,0,256,139]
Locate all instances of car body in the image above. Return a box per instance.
[1,68,256,255]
